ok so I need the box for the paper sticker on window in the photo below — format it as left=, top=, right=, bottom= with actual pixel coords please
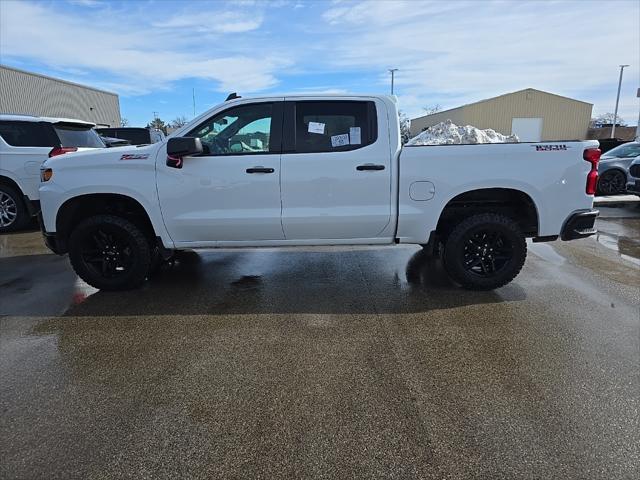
left=308, top=122, right=325, bottom=134
left=331, top=133, right=350, bottom=148
left=349, top=127, right=361, bottom=145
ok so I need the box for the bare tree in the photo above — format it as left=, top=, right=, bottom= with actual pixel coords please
left=120, top=117, right=130, bottom=127
left=170, top=116, right=189, bottom=128
left=423, top=104, right=442, bottom=115
left=591, top=113, right=625, bottom=127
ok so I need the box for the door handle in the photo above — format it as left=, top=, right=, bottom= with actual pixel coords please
left=246, top=167, right=275, bottom=174
left=356, top=164, right=385, bottom=171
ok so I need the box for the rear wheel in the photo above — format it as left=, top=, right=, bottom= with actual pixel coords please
left=0, top=184, right=29, bottom=233
left=443, top=213, right=526, bottom=290
left=68, top=215, right=152, bottom=290
left=597, top=170, right=626, bottom=196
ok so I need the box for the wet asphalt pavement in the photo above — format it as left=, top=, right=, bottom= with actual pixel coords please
left=1, top=206, right=639, bottom=479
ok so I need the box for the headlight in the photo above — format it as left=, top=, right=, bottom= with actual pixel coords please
left=40, top=168, right=53, bottom=182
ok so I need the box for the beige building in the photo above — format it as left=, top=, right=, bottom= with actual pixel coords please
left=0, top=65, right=121, bottom=127
left=410, top=88, right=593, bottom=142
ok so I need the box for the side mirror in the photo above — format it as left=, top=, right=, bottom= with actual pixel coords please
left=167, top=137, right=203, bottom=157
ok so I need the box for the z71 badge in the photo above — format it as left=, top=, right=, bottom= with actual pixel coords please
left=533, top=144, right=568, bottom=151
left=120, top=153, right=149, bottom=160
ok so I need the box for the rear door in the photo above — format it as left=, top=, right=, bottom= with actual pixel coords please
left=280, top=99, right=392, bottom=240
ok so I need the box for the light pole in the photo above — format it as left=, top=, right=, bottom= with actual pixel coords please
left=611, top=64, right=629, bottom=138
left=389, top=68, right=398, bottom=95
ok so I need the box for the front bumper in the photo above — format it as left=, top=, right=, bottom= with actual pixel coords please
left=560, top=209, right=599, bottom=241
left=626, top=179, right=640, bottom=195
left=37, top=212, right=65, bottom=255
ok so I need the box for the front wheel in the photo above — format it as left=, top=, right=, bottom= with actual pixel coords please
left=597, top=170, right=626, bottom=196
left=68, top=215, right=152, bottom=290
left=443, top=213, right=526, bottom=290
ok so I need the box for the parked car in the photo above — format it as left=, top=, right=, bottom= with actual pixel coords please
left=95, top=127, right=165, bottom=145
left=40, top=95, right=600, bottom=291
left=0, top=114, right=105, bottom=232
left=626, top=157, right=640, bottom=197
left=98, top=134, right=131, bottom=148
left=597, top=141, right=640, bottom=195
left=596, top=138, right=629, bottom=154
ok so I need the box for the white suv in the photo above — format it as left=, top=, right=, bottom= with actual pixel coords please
left=0, top=114, right=105, bottom=232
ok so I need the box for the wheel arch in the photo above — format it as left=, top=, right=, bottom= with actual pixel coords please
left=55, top=193, right=157, bottom=254
left=435, top=187, right=539, bottom=239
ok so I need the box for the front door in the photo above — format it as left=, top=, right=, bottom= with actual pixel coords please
left=280, top=99, right=392, bottom=240
left=156, top=101, right=284, bottom=244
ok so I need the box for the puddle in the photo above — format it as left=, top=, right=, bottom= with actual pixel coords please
left=528, top=242, right=566, bottom=266
left=595, top=232, right=640, bottom=267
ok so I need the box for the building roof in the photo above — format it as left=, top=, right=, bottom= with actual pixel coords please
left=412, top=88, right=593, bottom=121
left=0, top=64, right=118, bottom=97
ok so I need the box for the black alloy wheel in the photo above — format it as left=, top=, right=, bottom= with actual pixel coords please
left=68, top=215, right=152, bottom=290
left=597, top=170, right=626, bottom=196
left=443, top=213, right=527, bottom=290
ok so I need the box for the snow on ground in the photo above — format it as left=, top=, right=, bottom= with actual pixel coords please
left=407, top=120, right=519, bottom=145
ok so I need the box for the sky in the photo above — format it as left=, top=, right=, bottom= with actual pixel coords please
left=1, top=0, right=639, bottom=127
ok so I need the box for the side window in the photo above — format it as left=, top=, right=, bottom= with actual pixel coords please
left=187, top=103, right=274, bottom=156
left=293, top=101, right=377, bottom=154
left=0, top=121, right=55, bottom=147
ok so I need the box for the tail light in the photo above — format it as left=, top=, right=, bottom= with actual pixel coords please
left=49, top=146, right=78, bottom=157
left=583, top=148, right=600, bottom=195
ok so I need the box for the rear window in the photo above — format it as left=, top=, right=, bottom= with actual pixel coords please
left=293, top=101, right=377, bottom=154
left=97, top=128, right=151, bottom=145
left=0, top=121, right=55, bottom=147
left=54, top=124, right=104, bottom=148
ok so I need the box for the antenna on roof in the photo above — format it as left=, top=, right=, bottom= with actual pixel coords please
left=225, top=92, right=241, bottom=101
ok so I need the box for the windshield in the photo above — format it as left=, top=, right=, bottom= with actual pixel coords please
left=54, top=124, right=104, bottom=148
left=603, top=142, right=640, bottom=158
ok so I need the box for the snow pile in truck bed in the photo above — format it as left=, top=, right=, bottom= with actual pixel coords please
left=407, top=120, right=519, bottom=145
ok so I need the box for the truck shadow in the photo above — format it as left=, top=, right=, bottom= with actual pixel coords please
left=59, top=247, right=526, bottom=317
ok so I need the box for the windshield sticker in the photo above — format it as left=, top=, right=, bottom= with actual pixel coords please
left=120, top=153, right=149, bottom=160
left=331, top=134, right=350, bottom=148
left=349, top=127, right=361, bottom=145
left=533, top=145, right=568, bottom=151
left=308, top=122, right=325, bottom=134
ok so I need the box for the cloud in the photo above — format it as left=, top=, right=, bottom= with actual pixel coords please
left=0, top=1, right=289, bottom=95
left=318, top=0, right=640, bottom=119
left=153, top=11, right=263, bottom=34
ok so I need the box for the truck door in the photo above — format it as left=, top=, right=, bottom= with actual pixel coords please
left=280, top=99, right=392, bottom=240
left=156, top=100, right=285, bottom=244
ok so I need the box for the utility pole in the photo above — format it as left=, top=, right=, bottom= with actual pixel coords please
left=388, top=68, right=398, bottom=95
left=611, top=64, right=629, bottom=138
left=193, top=88, right=196, bottom=117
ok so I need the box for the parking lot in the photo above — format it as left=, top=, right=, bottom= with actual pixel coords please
left=1, top=204, right=638, bottom=479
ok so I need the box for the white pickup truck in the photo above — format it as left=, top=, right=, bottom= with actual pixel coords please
left=39, top=94, right=601, bottom=291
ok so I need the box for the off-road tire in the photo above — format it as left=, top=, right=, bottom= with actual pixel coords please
left=443, top=213, right=526, bottom=290
left=68, top=215, right=152, bottom=290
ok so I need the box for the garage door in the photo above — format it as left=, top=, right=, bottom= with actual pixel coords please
left=511, top=118, right=543, bottom=142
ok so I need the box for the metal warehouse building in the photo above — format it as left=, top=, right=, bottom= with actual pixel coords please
left=410, top=88, right=593, bottom=142
left=0, top=65, right=121, bottom=127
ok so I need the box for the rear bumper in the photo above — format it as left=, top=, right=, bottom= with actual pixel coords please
left=560, top=209, right=599, bottom=241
